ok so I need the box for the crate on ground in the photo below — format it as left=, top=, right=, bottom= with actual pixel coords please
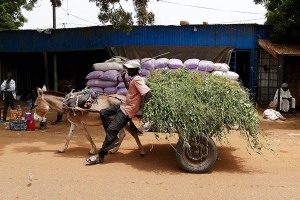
left=9, top=119, right=28, bottom=131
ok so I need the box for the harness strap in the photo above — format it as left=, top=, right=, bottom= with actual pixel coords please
left=101, top=93, right=125, bottom=103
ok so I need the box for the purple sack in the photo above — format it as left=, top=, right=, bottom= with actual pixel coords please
left=141, top=58, right=155, bottom=71
left=85, top=71, right=104, bottom=80
left=104, top=87, right=118, bottom=95
left=198, top=60, right=214, bottom=72
left=154, top=58, right=169, bottom=69
left=100, top=70, right=120, bottom=81
left=117, top=88, right=127, bottom=96
left=86, top=79, right=117, bottom=87
left=184, top=59, right=200, bottom=69
left=168, top=59, right=184, bottom=69
left=89, top=87, right=104, bottom=93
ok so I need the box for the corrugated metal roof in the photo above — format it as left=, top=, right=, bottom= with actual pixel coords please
left=258, top=39, right=300, bottom=58
left=0, top=25, right=268, bottom=52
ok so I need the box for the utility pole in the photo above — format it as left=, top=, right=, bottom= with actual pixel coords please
left=53, top=3, right=56, bottom=29
left=53, top=1, right=58, bottom=91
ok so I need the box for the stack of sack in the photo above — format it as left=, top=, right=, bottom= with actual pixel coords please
left=184, top=59, right=214, bottom=74
left=86, top=57, right=124, bottom=95
left=141, top=58, right=155, bottom=78
left=211, top=63, right=239, bottom=80
left=87, top=57, right=139, bottom=96
left=85, top=57, right=240, bottom=96
left=154, top=58, right=239, bottom=81
left=154, top=58, right=169, bottom=70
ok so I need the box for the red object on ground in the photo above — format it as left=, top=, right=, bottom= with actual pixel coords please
left=27, top=120, right=35, bottom=131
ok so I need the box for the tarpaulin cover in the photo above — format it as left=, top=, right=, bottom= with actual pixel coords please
left=106, top=46, right=234, bottom=64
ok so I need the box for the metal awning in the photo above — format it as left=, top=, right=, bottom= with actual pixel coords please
left=258, top=39, right=300, bottom=58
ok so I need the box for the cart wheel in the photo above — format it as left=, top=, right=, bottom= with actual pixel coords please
left=176, top=136, right=217, bottom=173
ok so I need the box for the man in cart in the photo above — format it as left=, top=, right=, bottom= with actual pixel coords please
left=86, top=61, right=152, bottom=165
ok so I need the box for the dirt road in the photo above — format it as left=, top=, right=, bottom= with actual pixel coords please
left=0, top=104, right=300, bottom=200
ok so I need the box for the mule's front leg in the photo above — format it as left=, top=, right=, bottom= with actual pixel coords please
left=80, top=123, right=97, bottom=155
left=57, top=123, right=75, bottom=153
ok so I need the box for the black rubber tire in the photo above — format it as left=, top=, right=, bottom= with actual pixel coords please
left=176, top=136, right=217, bottom=173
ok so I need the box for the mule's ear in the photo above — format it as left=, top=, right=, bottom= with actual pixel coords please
left=42, top=85, right=47, bottom=92
left=37, top=88, right=43, bottom=96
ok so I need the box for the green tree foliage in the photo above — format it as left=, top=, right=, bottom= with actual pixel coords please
left=27, top=0, right=154, bottom=32
left=0, top=0, right=28, bottom=30
left=0, top=0, right=62, bottom=30
left=143, top=69, right=262, bottom=152
left=254, top=0, right=300, bottom=43
left=26, top=0, right=62, bottom=8
left=90, top=0, right=154, bottom=32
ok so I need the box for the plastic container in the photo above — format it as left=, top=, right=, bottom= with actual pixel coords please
left=27, top=119, right=35, bottom=131
left=25, top=113, right=32, bottom=121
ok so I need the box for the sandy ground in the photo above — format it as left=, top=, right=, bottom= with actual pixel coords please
left=0, top=101, right=300, bottom=200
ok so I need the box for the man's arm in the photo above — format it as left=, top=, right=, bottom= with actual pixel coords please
left=10, top=80, right=16, bottom=92
left=282, top=90, right=293, bottom=101
left=137, top=91, right=152, bottom=117
left=121, top=69, right=129, bottom=90
left=0, top=81, right=6, bottom=91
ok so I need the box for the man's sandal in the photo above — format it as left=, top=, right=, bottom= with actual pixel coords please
left=86, top=155, right=104, bottom=165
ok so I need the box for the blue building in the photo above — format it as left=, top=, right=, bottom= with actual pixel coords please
left=0, top=24, right=268, bottom=101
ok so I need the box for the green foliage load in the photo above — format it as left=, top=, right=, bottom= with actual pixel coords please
left=143, top=69, right=261, bottom=151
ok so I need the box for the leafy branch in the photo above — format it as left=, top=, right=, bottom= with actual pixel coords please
left=143, top=69, right=263, bottom=152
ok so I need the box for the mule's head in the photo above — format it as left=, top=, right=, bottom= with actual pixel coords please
left=34, top=88, right=50, bottom=122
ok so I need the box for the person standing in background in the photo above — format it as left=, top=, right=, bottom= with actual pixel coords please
left=273, top=83, right=296, bottom=113
left=0, top=72, right=16, bottom=123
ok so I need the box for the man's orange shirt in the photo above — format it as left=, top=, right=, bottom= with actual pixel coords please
left=120, top=75, right=150, bottom=118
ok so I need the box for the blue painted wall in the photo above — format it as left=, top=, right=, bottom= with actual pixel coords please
left=0, top=24, right=268, bottom=52
left=0, top=24, right=269, bottom=96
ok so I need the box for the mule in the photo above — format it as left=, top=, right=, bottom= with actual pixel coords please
left=33, top=87, right=145, bottom=155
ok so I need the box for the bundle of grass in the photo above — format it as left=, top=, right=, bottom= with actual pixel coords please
left=143, top=69, right=262, bottom=152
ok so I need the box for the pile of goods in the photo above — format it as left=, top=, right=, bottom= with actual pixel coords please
left=9, top=105, right=35, bottom=131
left=85, top=57, right=239, bottom=96
left=86, top=57, right=127, bottom=95
left=62, top=88, right=98, bottom=111
left=143, top=69, right=262, bottom=152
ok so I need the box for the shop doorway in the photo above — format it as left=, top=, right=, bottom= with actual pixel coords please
left=235, top=50, right=251, bottom=88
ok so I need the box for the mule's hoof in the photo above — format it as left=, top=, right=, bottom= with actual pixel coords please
left=57, top=148, right=66, bottom=153
left=109, top=151, right=115, bottom=154
left=88, top=150, right=97, bottom=155
left=109, top=145, right=121, bottom=154
left=140, top=151, right=145, bottom=157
